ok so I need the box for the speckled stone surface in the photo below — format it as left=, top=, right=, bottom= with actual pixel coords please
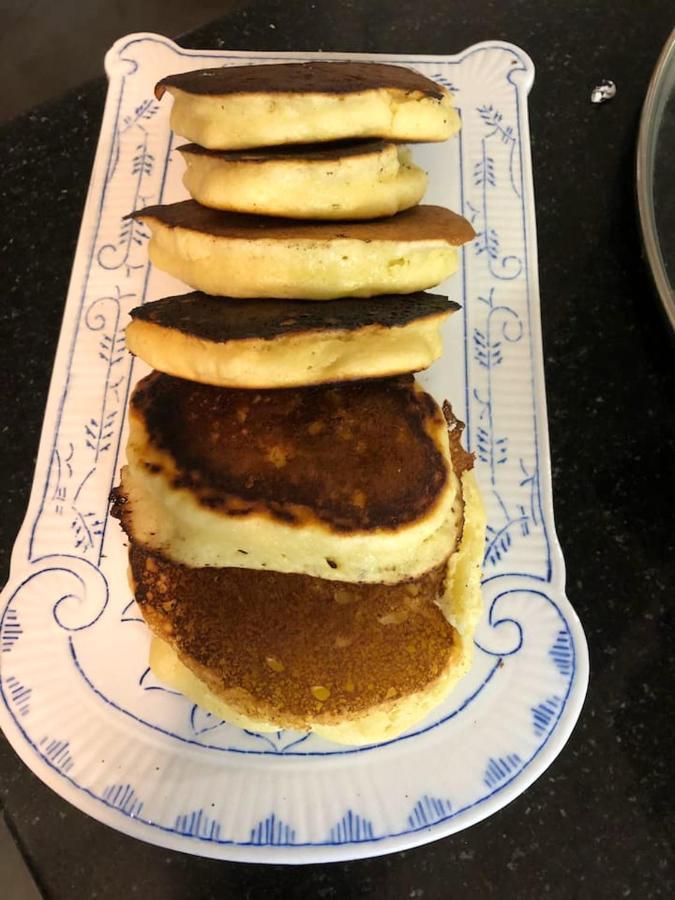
left=1, top=2, right=673, bottom=897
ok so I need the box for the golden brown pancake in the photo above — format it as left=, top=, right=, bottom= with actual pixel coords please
left=125, top=291, right=459, bottom=388
left=123, top=463, right=485, bottom=744
left=177, top=140, right=427, bottom=219
left=155, top=62, right=458, bottom=149
left=131, top=545, right=455, bottom=728
left=129, top=202, right=476, bottom=299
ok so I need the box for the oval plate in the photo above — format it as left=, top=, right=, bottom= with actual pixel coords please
left=0, top=34, right=588, bottom=863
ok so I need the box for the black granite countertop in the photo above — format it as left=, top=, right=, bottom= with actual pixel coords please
left=0, top=2, right=673, bottom=897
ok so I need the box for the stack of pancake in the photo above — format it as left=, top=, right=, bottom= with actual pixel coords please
left=112, top=61, right=486, bottom=746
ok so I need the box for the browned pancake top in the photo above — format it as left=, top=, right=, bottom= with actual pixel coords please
left=155, top=62, right=446, bottom=100
left=130, top=372, right=449, bottom=532
left=130, top=544, right=456, bottom=724
left=129, top=291, right=458, bottom=343
left=131, top=200, right=475, bottom=246
left=178, top=138, right=390, bottom=163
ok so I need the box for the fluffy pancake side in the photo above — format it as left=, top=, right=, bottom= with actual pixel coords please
left=155, top=62, right=458, bottom=149
left=130, top=202, right=475, bottom=299
left=178, top=141, right=427, bottom=219
left=125, top=292, right=459, bottom=387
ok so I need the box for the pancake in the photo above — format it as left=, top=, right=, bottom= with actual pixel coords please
left=155, top=62, right=458, bottom=149
left=130, top=201, right=475, bottom=299
left=130, top=467, right=484, bottom=745
left=125, top=291, right=460, bottom=388
left=113, top=374, right=466, bottom=584
left=178, top=140, right=427, bottom=219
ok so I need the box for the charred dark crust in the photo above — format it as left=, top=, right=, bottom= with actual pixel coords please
left=130, top=372, right=449, bottom=532
left=442, top=400, right=475, bottom=476
left=129, top=291, right=458, bottom=343
left=177, top=139, right=389, bottom=162
left=155, top=62, right=447, bottom=101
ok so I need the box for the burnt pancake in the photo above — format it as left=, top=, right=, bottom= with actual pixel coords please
left=130, top=373, right=447, bottom=531
left=155, top=62, right=448, bottom=99
left=128, top=462, right=485, bottom=745
left=177, top=139, right=427, bottom=219
left=155, top=62, right=458, bottom=149
left=125, top=291, right=460, bottom=388
left=116, top=375, right=465, bottom=583
left=130, top=202, right=476, bottom=299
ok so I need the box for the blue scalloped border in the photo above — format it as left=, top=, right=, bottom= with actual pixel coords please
left=1, top=575, right=576, bottom=847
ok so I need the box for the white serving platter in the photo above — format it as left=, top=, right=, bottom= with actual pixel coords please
left=0, top=34, right=588, bottom=863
